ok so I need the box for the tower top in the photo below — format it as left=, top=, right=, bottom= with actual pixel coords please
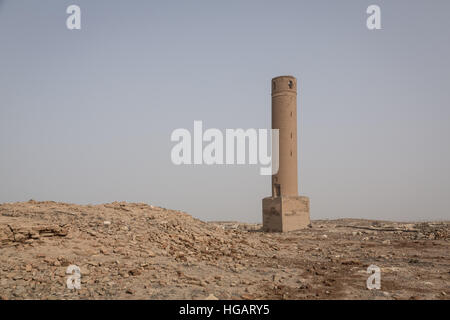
left=271, top=75, right=297, bottom=96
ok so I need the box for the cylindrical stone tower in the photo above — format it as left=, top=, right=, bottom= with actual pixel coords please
left=262, top=75, right=310, bottom=232
left=271, top=75, right=298, bottom=197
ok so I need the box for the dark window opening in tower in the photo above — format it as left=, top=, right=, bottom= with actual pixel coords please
left=288, top=80, right=293, bottom=89
left=274, top=184, right=281, bottom=197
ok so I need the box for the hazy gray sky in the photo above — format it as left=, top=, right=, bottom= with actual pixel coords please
left=1, top=0, right=449, bottom=222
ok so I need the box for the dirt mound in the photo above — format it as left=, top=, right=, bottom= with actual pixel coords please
left=0, top=201, right=449, bottom=300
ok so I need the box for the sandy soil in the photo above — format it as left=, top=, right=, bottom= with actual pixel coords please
left=0, top=200, right=449, bottom=300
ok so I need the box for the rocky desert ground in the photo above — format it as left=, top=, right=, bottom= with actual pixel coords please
left=0, top=200, right=449, bottom=300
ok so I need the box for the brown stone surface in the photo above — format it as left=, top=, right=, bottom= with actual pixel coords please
left=262, top=196, right=310, bottom=232
left=0, top=201, right=449, bottom=300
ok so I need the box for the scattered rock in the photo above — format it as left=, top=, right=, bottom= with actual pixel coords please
left=0, top=202, right=448, bottom=300
left=129, top=269, right=142, bottom=276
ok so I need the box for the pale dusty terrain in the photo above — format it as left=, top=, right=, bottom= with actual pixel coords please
left=0, top=201, right=449, bottom=300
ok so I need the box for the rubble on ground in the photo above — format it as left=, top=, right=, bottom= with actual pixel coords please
left=0, top=201, right=448, bottom=300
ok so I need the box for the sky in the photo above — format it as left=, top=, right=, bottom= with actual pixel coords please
left=1, top=0, right=449, bottom=222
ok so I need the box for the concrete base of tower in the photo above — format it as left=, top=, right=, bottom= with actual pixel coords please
left=262, top=196, right=310, bottom=232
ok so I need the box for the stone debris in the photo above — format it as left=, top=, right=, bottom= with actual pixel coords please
left=0, top=201, right=448, bottom=300
left=0, top=222, right=68, bottom=245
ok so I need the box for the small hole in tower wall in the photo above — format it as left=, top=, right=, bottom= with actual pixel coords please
left=288, top=80, right=293, bottom=89
left=274, top=184, right=281, bottom=197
